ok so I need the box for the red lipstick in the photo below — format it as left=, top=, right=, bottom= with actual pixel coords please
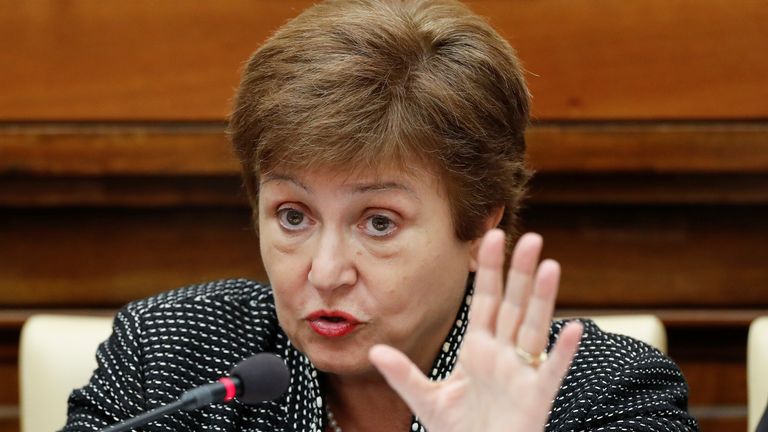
left=306, top=310, right=360, bottom=338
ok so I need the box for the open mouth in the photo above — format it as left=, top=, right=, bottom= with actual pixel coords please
left=306, top=310, right=361, bottom=338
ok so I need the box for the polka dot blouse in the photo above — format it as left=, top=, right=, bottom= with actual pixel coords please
left=62, top=279, right=698, bottom=431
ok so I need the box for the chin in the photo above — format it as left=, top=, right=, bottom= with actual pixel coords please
left=305, top=345, right=377, bottom=377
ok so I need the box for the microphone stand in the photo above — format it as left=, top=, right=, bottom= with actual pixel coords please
left=101, top=379, right=239, bottom=432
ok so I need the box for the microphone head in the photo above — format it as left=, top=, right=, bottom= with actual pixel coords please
left=230, top=353, right=291, bottom=404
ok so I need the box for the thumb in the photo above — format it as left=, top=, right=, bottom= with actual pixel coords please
left=369, top=344, right=437, bottom=418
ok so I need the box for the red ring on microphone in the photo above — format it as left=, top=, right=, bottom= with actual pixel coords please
left=218, top=377, right=237, bottom=402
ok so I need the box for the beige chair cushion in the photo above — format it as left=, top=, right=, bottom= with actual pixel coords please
left=749, top=316, right=768, bottom=432
left=19, top=314, right=114, bottom=432
left=560, top=314, right=668, bottom=354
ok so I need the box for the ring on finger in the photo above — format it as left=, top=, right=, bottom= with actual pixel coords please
left=514, top=346, right=548, bottom=367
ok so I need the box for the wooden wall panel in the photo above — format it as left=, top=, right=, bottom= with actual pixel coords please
left=527, top=123, right=768, bottom=173
left=670, top=326, right=748, bottom=430
left=0, top=124, right=234, bottom=176
left=1, top=1, right=766, bottom=120
left=0, top=176, right=244, bottom=208
left=0, top=420, right=17, bottom=432
left=670, top=325, right=749, bottom=431
left=0, top=1, right=313, bottom=121
left=0, top=331, right=19, bottom=432
left=6, top=172, right=768, bottom=209
left=0, top=208, right=266, bottom=307
left=472, top=0, right=768, bottom=120
left=525, top=205, right=768, bottom=308
left=0, top=336, right=18, bottom=406
left=3, top=122, right=767, bottom=177
left=532, top=174, right=768, bottom=205
left=2, top=205, right=766, bottom=309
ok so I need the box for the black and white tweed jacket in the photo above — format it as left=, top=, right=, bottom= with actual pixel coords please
left=62, top=279, right=698, bottom=431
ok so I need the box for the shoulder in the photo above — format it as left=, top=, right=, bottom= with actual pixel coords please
left=125, top=277, right=273, bottom=314
left=65, top=280, right=285, bottom=429
left=119, top=278, right=276, bottom=331
left=551, top=318, right=674, bottom=370
left=115, top=278, right=282, bottom=375
left=546, top=319, right=698, bottom=431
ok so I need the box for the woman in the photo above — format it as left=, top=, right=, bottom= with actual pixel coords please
left=64, top=0, right=698, bottom=431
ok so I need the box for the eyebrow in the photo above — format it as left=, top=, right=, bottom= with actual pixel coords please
left=261, top=172, right=419, bottom=199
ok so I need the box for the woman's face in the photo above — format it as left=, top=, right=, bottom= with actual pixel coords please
left=258, top=166, right=478, bottom=378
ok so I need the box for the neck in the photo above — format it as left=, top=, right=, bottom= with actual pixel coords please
left=324, top=373, right=412, bottom=432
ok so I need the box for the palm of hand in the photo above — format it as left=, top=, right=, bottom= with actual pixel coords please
left=370, top=230, right=583, bottom=432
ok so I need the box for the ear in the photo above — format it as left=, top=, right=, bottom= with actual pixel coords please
left=468, top=206, right=505, bottom=272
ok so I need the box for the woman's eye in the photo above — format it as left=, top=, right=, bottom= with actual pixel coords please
left=363, top=214, right=397, bottom=237
left=277, top=208, right=310, bottom=231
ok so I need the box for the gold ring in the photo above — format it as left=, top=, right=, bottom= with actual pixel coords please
left=514, top=346, right=548, bottom=367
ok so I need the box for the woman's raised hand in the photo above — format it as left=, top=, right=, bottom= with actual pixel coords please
left=369, top=229, right=583, bottom=432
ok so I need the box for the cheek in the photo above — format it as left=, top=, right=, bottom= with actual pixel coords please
left=259, top=230, right=309, bottom=315
left=268, top=259, right=309, bottom=344
left=368, top=242, right=470, bottom=317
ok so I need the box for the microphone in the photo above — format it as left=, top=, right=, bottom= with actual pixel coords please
left=100, top=353, right=290, bottom=432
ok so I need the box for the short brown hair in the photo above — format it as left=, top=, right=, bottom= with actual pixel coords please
left=230, top=0, right=531, bottom=248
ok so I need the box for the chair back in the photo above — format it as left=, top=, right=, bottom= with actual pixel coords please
left=19, top=314, right=114, bottom=432
left=749, top=316, right=768, bottom=432
left=568, top=314, right=668, bottom=354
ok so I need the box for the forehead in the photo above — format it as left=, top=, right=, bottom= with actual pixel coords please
left=260, top=164, right=445, bottom=199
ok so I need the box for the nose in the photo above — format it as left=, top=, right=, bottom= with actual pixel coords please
left=307, top=229, right=357, bottom=292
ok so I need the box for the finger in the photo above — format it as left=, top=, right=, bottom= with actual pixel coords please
left=466, top=229, right=506, bottom=335
left=369, top=344, right=437, bottom=419
left=515, top=259, right=560, bottom=357
left=539, top=321, right=583, bottom=391
left=496, top=232, right=543, bottom=342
